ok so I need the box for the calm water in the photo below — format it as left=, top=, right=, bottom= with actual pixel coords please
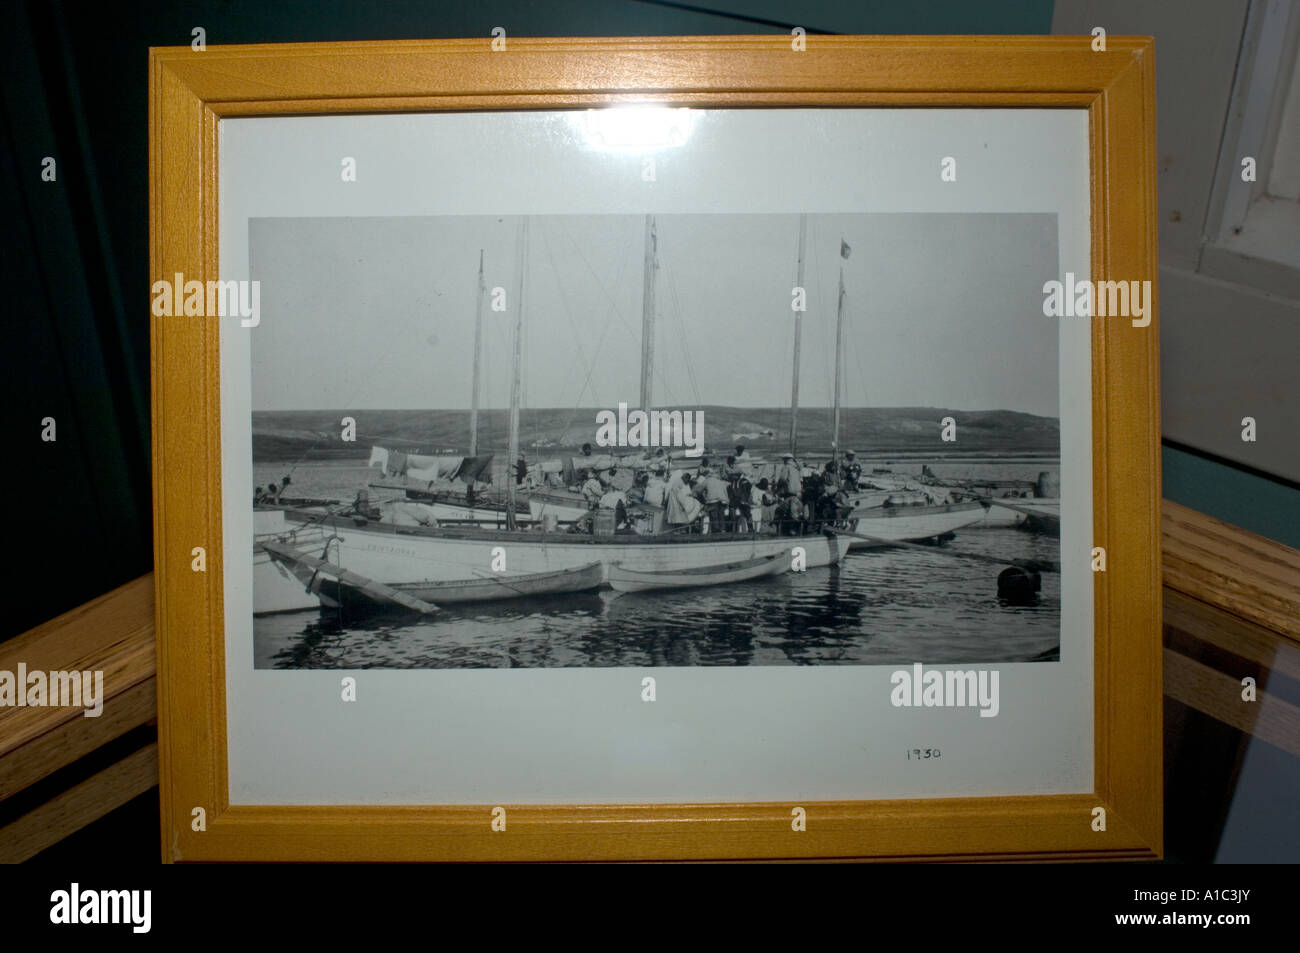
left=252, top=458, right=1062, bottom=669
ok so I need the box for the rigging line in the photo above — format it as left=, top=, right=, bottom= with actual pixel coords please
left=554, top=220, right=633, bottom=442
left=559, top=284, right=620, bottom=441
left=541, top=224, right=601, bottom=409
left=652, top=262, right=674, bottom=407
left=666, top=263, right=701, bottom=407
left=821, top=236, right=835, bottom=420
left=558, top=216, right=637, bottom=337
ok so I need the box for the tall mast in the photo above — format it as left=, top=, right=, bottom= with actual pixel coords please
left=789, top=213, right=807, bottom=456
left=832, top=239, right=848, bottom=466
left=469, top=249, right=485, bottom=458
left=639, top=215, right=657, bottom=410
left=507, top=219, right=528, bottom=530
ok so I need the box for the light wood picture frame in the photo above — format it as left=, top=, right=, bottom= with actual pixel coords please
left=150, top=35, right=1161, bottom=862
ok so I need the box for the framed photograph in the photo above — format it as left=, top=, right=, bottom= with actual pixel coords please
left=150, top=35, right=1162, bottom=861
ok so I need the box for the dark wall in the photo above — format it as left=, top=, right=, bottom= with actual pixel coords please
left=0, top=0, right=1053, bottom=641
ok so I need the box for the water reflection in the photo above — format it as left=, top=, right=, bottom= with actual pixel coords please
left=255, top=528, right=1062, bottom=669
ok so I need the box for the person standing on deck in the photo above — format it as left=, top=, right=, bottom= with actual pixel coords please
left=643, top=467, right=669, bottom=508
left=841, top=450, right=862, bottom=490
left=515, top=454, right=528, bottom=486
left=667, top=472, right=703, bottom=529
left=821, top=462, right=839, bottom=498
left=750, top=477, right=772, bottom=533
left=776, top=453, right=802, bottom=500
left=776, top=490, right=806, bottom=536
left=626, top=472, right=648, bottom=504
left=732, top=445, right=753, bottom=480
left=819, top=462, right=842, bottom=526
left=698, top=467, right=731, bottom=532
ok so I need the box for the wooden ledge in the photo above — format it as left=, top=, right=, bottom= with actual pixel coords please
left=0, top=499, right=1295, bottom=858
left=1161, top=499, right=1300, bottom=645
left=0, top=574, right=157, bottom=860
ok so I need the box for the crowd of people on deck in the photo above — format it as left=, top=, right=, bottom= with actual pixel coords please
left=561, top=444, right=867, bottom=536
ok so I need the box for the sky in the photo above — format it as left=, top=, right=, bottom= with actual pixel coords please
left=249, top=212, right=1059, bottom=416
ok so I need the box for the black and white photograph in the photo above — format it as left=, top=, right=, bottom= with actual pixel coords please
left=216, top=106, right=1095, bottom=805
left=248, top=211, right=1064, bottom=670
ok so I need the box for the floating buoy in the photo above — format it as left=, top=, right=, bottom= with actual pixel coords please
left=997, top=565, right=1041, bottom=605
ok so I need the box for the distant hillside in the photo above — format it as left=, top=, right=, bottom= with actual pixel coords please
left=253, top=406, right=1059, bottom=461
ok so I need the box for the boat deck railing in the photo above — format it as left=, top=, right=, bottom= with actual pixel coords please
left=277, top=505, right=853, bottom=545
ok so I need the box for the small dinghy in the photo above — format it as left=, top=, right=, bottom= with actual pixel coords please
left=263, top=540, right=604, bottom=611
left=391, top=561, right=606, bottom=604
left=607, top=554, right=786, bottom=593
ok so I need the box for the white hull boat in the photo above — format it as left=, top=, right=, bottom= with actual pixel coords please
left=273, top=507, right=853, bottom=587
left=253, top=509, right=329, bottom=613
left=849, top=501, right=986, bottom=545
left=985, top=498, right=1060, bottom=534
left=608, top=554, right=787, bottom=592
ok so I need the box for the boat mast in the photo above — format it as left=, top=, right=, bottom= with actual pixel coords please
left=507, top=219, right=528, bottom=530
left=789, top=213, right=807, bottom=456
left=639, top=215, right=657, bottom=410
left=469, top=249, right=485, bottom=458
left=832, top=238, right=848, bottom=467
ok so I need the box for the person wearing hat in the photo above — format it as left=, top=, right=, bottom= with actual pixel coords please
left=840, top=450, right=862, bottom=489
left=693, top=467, right=730, bottom=532
left=776, top=452, right=802, bottom=500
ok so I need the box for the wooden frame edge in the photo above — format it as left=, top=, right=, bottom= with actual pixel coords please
left=150, top=35, right=1163, bottom=863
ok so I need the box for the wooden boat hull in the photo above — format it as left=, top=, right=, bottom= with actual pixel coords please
left=608, top=555, right=786, bottom=592
left=253, top=510, right=329, bottom=613
left=275, top=509, right=852, bottom=585
left=849, top=501, right=986, bottom=545
left=391, top=562, right=605, bottom=603
left=981, top=498, right=1060, bottom=532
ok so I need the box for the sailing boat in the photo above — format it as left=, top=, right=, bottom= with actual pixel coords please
left=364, top=248, right=518, bottom=525
left=794, top=224, right=984, bottom=545
left=264, top=216, right=851, bottom=608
